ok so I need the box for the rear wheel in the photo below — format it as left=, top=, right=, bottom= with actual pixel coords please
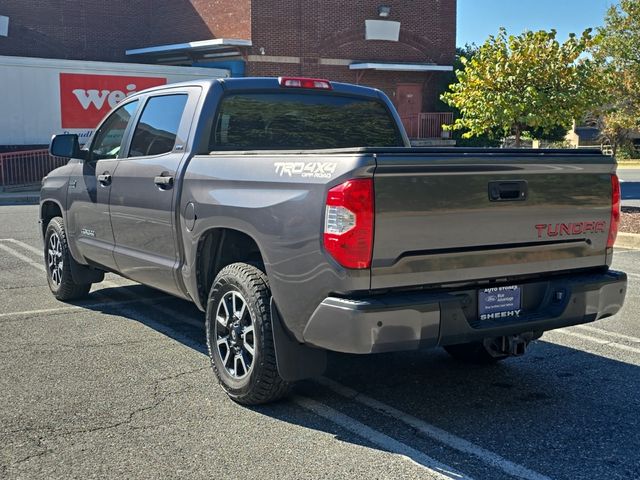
left=205, top=263, right=290, bottom=405
left=44, top=217, right=91, bottom=301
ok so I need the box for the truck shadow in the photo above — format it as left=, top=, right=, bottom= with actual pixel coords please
left=85, top=283, right=640, bottom=479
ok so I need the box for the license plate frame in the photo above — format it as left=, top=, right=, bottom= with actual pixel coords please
left=478, top=285, right=522, bottom=320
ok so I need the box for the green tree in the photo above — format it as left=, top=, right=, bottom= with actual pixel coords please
left=436, top=44, right=502, bottom=147
left=592, top=0, right=640, bottom=155
left=441, top=28, right=602, bottom=146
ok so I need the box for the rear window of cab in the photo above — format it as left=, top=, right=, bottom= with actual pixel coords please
left=210, top=92, right=403, bottom=150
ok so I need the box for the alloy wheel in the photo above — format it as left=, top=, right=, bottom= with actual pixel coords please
left=47, top=232, right=63, bottom=287
left=214, top=291, right=256, bottom=379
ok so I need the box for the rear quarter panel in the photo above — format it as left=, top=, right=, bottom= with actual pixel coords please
left=180, top=152, right=374, bottom=341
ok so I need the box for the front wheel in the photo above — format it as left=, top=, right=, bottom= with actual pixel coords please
left=205, top=263, right=290, bottom=405
left=44, top=217, right=91, bottom=301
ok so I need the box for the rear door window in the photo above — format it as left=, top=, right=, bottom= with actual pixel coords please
left=128, top=94, right=188, bottom=157
left=210, top=93, right=402, bottom=150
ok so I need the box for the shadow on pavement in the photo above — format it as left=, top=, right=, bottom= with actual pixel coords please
left=79, top=283, right=640, bottom=480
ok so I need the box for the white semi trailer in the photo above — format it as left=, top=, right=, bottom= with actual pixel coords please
left=0, top=55, right=229, bottom=147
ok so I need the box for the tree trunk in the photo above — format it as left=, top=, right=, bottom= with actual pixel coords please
left=514, top=125, right=522, bottom=147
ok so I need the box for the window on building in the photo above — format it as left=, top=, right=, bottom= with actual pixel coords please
left=128, top=94, right=188, bottom=157
left=90, top=100, right=139, bottom=161
left=210, top=93, right=403, bottom=150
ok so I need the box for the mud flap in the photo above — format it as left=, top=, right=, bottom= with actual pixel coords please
left=69, top=254, right=105, bottom=284
left=270, top=298, right=327, bottom=382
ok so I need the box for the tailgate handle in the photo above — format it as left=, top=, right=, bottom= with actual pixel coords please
left=488, top=181, right=527, bottom=202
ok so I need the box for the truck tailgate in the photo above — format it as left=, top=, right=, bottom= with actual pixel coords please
left=371, top=151, right=616, bottom=289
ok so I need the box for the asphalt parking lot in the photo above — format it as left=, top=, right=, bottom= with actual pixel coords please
left=1, top=204, right=639, bottom=480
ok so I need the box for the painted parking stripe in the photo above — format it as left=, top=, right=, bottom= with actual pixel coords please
left=315, top=377, right=552, bottom=480
left=0, top=238, right=198, bottom=325
left=0, top=242, right=46, bottom=272
left=293, top=395, right=472, bottom=480
left=573, top=324, right=640, bottom=344
left=0, top=237, right=130, bottom=290
left=0, top=238, right=43, bottom=256
left=551, top=329, right=640, bottom=355
left=0, top=296, right=172, bottom=319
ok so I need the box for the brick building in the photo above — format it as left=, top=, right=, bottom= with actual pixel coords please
left=0, top=0, right=456, bottom=138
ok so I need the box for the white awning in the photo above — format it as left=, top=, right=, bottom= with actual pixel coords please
left=126, top=39, right=252, bottom=59
left=349, top=62, right=453, bottom=72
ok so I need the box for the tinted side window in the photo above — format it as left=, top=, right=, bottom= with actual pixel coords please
left=210, top=93, right=403, bottom=150
left=128, top=94, right=188, bottom=157
left=90, top=100, right=138, bottom=161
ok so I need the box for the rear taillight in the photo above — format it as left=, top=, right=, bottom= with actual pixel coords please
left=607, top=174, right=621, bottom=248
left=323, top=179, right=374, bottom=269
left=279, top=77, right=332, bottom=90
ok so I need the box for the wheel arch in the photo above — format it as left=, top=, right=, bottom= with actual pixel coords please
left=195, top=227, right=266, bottom=310
left=40, top=200, right=64, bottom=238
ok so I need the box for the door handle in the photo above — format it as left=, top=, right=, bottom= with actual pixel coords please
left=154, top=175, right=174, bottom=188
left=97, top=173, right=112, bottom=186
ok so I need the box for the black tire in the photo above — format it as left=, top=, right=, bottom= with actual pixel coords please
left=443, top=340, right=509, bottom=364
left=205, top=263, right=290, bottom=405
left=44, top=217, right=91, bottom=301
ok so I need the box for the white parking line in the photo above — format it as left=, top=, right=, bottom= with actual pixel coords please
left=0, top=237, right=125, bottom=290
left=293, top=395, right=472, bottom=480
left=0, top=238, right=43, bottom=256
left=0, top=237, right=200, bottom=327
left=573, top=324, right=640, bottom=344
left=0, top=296, right=172, bottom=319
left=551, top=329, right=640, bottom=355
left=0, top=242, right=45, bottom=272
left=315, top=377, right=551, bottom=480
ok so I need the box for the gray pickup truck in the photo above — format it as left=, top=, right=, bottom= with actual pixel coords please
left=41, top=77, right=627, bottom=404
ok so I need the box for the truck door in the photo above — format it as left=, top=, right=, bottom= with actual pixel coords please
left=108, top=88, right=198, bottom=294
left=66, top=99, right=140, bottom=270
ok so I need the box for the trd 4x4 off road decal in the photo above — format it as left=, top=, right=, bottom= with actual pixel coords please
left=274, top=162, right=338, bottom=179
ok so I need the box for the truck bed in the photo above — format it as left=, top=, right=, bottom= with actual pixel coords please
left=202, top=147, right=615, bottom=292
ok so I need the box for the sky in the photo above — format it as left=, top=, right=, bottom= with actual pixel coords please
left=457, top=0, right=619, bottom=46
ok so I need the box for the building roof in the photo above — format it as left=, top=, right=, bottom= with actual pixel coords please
left=126, top=39, right=252, bottom=63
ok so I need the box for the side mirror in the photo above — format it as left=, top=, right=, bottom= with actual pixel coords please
left=49, top=134, right=83, bottom=159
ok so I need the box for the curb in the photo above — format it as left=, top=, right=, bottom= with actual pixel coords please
left=616, top=232, right=640, bottom=250
left=0, top=194, right=40, bottom=206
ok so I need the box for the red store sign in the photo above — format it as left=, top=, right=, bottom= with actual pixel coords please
left=59, top=73, right=166, bottom=128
